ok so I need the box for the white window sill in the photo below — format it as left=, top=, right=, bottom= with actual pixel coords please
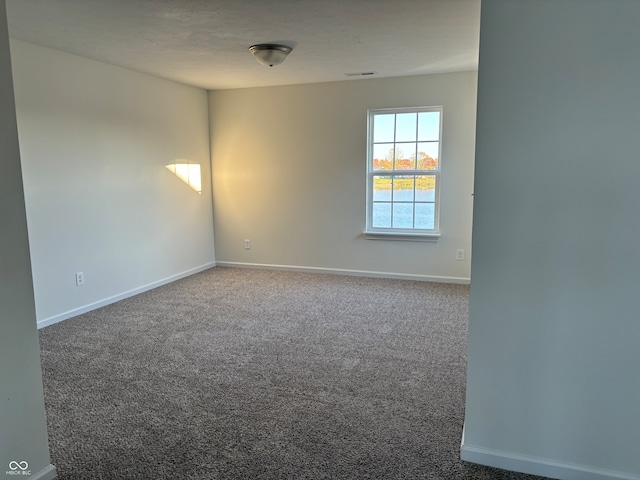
left=364, top=231, right=441, bottom=242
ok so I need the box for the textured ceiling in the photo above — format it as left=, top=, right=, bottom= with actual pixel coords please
left=5, top=0, right=480, bottom=90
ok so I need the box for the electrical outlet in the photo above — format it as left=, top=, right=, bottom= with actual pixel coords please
left=75, top=272, right=85, bottom=286
left=244, top=239, right=251, bottom=250
left=456, top=249, right=465, bottom=261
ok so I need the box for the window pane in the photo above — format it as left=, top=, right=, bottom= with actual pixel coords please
left=392, top=203, right=414, bottom=228
left=396, top=113, right=417, bottom=142
left=373, top=114, right=395, bottom=143
left=372, top=176, right=392, bottom=201
left=415, top=203, right=435, bottom=229
left=416, top=175, right=436, bottom=202
left=372, top=202, right=391, bottom=228
left=373, top=144, right=394, bottom=170
left=416, top=142, right=439, bottom=170
left=418, top=111, right=440, bottom=141
left=393, top=176, right=414, bottom=202
left=367, top=108, right=441, bottom=234
left=394, top=143, right=416, bottom=170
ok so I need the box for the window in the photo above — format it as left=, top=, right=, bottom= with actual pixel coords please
left=366, top=107, right=442, bottom=238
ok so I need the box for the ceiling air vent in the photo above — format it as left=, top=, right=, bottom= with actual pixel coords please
left=344, top=72, right=377, bottom=77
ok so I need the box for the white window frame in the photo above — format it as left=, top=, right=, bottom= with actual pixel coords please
left=365, top=106, right=443, bottom=240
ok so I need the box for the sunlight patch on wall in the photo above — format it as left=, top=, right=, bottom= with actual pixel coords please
left=165, top=160, right=202, bottom=194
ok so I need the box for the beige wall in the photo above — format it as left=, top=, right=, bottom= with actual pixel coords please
left=463, top=1, right=640, bottom=479
left=10, top=40, right=215, bottom=325
left=0, top=5, right=55, bottom=478
left=209, top=72, right=477, bottom=281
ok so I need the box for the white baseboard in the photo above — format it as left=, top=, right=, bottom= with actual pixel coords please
left=29, top=464, right=57, bottom=480
left=460, top=442, right=640, bottom=480
left=37, top=262, right=216, bottom=329
left=216, top=261, right=470, bottom=284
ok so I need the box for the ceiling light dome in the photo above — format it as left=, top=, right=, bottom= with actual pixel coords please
left=249, top=44, right=293, bottom=67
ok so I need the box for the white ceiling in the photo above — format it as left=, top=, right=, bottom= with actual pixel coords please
left=5, top=0, right=480, bottom=91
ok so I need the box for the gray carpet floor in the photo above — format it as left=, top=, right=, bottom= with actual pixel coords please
left=38, top=267, right=550, bottom=479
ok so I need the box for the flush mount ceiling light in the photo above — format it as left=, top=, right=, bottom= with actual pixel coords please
left=249, top=44, right=293, bottom=67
